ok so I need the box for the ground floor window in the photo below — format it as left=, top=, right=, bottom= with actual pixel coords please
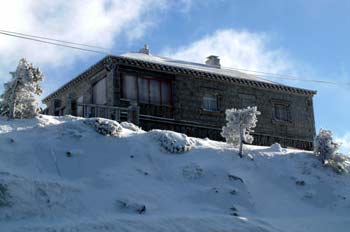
left=202, top=95, right=218, bottom=112
left=273, top=103, right=290, bottom=122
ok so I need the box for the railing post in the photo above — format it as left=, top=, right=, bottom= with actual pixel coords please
left=127, top=101, right=140, bottom=125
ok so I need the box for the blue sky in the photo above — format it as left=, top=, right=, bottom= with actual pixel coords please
left=0, top=0, right=349, bottom=152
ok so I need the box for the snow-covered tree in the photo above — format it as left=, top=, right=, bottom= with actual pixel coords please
left=0, top=58, right=44, bottom=119
left=221, top=106, right=261, bottom=158
left=314, top=129, right=340, bottom=164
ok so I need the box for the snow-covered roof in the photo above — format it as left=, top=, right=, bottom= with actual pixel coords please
left=120, top=52, right=277, bottom=84
left=43, top=52, right=316, bottom=103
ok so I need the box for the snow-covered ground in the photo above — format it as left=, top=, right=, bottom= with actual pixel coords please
left=0, top=115, right=349, bottom=232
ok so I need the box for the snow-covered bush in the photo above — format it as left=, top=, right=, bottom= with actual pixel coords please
left=120, top=121, right=142, bottom=132
left=314, top=129, right=349, bottom=174
left=325, top=159, right=348, bottom=174
left=0, top=58, right=44, bottom=119
left=221, top=106, right=260, bottom=157
left=150, top=130, right=195, bottom=153
left=84, top=118, right=122, bottom=136
left=270, top=143, right=283, bottom=152
left=314, top=129, right=340, bottom=164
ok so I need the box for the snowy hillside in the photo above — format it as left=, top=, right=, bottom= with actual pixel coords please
left=0, top=115, right=349, bottom=232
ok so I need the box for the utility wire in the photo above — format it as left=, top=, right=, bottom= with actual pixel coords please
left=0, top=29, right=110, bottom=51
left=221, top=65, right=350, bottom=86
left=1, top=29, right=349, bottom=86
left=0, top=31, right=109, bottom=54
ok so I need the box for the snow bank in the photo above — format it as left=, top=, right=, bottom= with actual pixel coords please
left=0, top=115, right=350, bottom=232
left=120, top=121, right=142, bottom=132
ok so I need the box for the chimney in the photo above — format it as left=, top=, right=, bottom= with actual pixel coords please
left=205, top=55, right=221, bottom=68
left=139, top=44, right=150, bottom=55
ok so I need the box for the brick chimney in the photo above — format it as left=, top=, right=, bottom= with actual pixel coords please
left=205, top=55, right=221, bottom=68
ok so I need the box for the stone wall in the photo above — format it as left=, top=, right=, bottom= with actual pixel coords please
left=172, top=74, right=316, bottom=144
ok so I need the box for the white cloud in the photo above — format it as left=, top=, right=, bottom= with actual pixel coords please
left=0, top=0, right=167, bottom=81
left=336, top=133, right=350, bottom=155
left=162, top=29, right=294, bottom=75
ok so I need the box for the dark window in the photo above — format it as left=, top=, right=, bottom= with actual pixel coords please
left=137, top=77, right=148, bottom=103
left=202, top=95, right=218, bottom=112
left=122, top=73, right=172, bottom=106
left=122, top=74, right=137, bottom=101
left=274, top=103, right=290, bottom=121
left=239, top=94, right=256, bottom=108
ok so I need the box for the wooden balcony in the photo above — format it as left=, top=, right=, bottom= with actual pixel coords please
left=78, top=104, right=128, bottom=121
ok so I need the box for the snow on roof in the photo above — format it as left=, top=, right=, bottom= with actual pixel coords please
left=42, top=52, right=316, bottom=103
left=120, top=52, right=278, bottom=84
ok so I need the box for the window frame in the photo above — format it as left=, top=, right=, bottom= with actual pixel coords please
left=272, top=99, right=292, bottom=123
left=121, top=72, right=173, bottom=106
left=92, top=76, right=107, bottom=105
left=202, top=94, right=219, bottom=112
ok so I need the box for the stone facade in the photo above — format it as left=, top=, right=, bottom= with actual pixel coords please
left=43, top=55, right=316, bottom=150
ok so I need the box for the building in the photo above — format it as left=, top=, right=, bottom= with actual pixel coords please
left=42, top=46, right=316, bottom=150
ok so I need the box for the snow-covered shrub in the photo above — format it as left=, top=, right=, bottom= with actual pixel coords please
left=120, top=121, right=142, bottom=132
left=221, top=106, right=260, bottom=157
left=150, top=130, right=195, bottom=153
left=84, top=118, right=122, bottom=136
left=314, top=129, right=350, bottom=174
left=314, top=129, right=340, bottom=164
left=270, top=143, right=283, bottom=152
left=325, top=160, right=348, bottom=174
left=0, top=58, right=44, bottom=119
left=324, top=153, right=349, bottom=174
left=182, top=163, right=204, bottom=179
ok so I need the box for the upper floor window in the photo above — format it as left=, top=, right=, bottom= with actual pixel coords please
left=273, top=103, right=290, bottom=122
left=202, top=95, right=218, bottom=112
left=239, top=93, right=256, bottom=108
left=121, top=73, right=172, bottom=106
left=92, top=77, right=107, bottom=105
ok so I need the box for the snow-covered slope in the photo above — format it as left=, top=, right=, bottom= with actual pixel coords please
left=0, top=115, right=349, bottom=232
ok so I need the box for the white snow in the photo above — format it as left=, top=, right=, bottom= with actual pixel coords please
left=0, top=115, right=350, bottom=232
left=120, top=52, right=278, bottom=84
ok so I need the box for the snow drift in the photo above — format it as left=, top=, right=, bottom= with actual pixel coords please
left=0, top=115, right=349, bottom=232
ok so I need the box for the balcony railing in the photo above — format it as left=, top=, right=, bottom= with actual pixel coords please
left=78, top=104, right=128, bottom=121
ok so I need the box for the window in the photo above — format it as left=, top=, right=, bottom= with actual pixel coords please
left=161, top=81, right=171, bottom=105
left=122, top=74, right=137, bottom=101
left=202, top=95, right=218, bottom=112
left=77, top=96, right=84, bottom=117
left=122, top=73, right=172, bottom=106
left=274, top=103, right=290, bottom=121
left=92, top=77, right=107, bottom=105
left=137, top=77, right=148, bottom=103
left=239, top=94, right=256, bottom=108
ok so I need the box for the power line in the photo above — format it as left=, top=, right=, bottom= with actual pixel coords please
left=221, top=65, right=350, bottom=86
left=0, top=29, right=349, bottom=87
left=0, top=29, right=110, bottom=51
left=0, top=31, right=109, bottom=54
